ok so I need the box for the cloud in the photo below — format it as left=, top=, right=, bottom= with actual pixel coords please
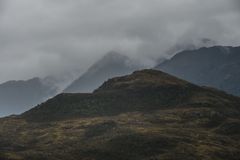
left=0, top=0, right=239, bottom=83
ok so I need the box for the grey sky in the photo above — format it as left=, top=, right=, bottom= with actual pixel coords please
left=0, top=0, right=239, bottom=83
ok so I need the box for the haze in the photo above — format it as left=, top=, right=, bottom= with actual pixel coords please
left=0, top=0, right=240, bottom=83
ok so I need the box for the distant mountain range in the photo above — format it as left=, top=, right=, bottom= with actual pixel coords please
left=0, top=51, right=143, bottom=116
left=1, top=46, right=240, bottom=117
left=64, top=51, right=143, bottom=93
left=0, top=77, right=58, bottom=117
left=1, top=69, right=240, bottom=159
left=156, top=46, right=240, bottom=96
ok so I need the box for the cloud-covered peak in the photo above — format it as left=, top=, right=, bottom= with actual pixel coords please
left=0, top=0, right=239, bottom=83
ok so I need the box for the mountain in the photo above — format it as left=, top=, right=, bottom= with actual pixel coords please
left=165, top=38, right=216, bottom=56
left=1, top=69, right=240, bottom=160
left=0, top=77, right=57, bottom=117
left=156, top=46, right=240, bottom=96
left=64, top=51, right=143, bottom=93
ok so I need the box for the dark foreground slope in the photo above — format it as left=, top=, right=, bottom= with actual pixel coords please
left=156, top=46, right=240, bottom=96
left=0, top=70, right=240, bottom=160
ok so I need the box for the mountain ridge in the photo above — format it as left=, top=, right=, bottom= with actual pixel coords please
left=64, top=51, right=143, bottom=93
left=0, top=77, right=58, bottom=117
left=0, top=69, right=240, bottom=160
left=22, top=69, right=240, bottom=122
left=156, top=46, right=240, bottom=96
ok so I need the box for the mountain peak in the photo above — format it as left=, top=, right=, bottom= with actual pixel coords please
left=22, top=69, right=240, bottom=122
left=156, top=45, right=240, bottom=96
left=92, top=51, right=131, bottom=69
left=104, top=51, right=127, bottom=58
left=64, top=51, right=142, bottom=93
left=0, top=77, right=58, bottom=117
left=95, top=69, right=191, bottom=92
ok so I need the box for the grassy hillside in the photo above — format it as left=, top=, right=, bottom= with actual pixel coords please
left=1, top=108, right=240, bottom=160
left=0, top=69, right=240, bottom=160
left=22, top=70, right=240, bottom=122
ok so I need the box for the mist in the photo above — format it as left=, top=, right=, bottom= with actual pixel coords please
left=0, top=0, right=240, bottom=83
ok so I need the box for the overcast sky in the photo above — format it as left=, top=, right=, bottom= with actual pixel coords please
left=0, top=0, right=239, bottom=83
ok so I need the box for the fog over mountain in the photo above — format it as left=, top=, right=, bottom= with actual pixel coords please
left=0, top=0, right=240, bottom=84
left=64, top=51, right=144, bottom=93
left=1, top=1, right=240, bottom=159
left=0, top=77, right=58, bottom=117
left=156, top=46, right=240, bottom=96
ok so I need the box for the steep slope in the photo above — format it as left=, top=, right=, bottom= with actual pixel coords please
left=64, top=51, right=142, bottom=93
left=0, top=78, right=57, bottom=117
left=156, top=46, right=240, bottom=96
left=0, top=69, right=240, bottom=160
